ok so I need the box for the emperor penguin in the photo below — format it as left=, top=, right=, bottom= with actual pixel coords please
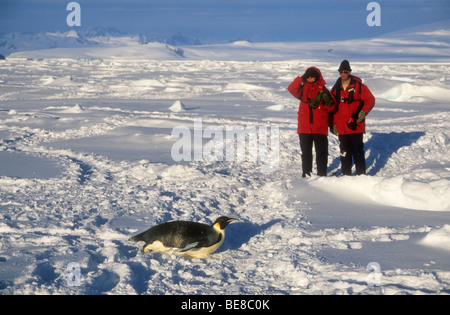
left=129, top=216, right=237, bottom=258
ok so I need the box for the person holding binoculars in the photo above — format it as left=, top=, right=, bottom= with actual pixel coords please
left=288, top=67, right=336, bottom=178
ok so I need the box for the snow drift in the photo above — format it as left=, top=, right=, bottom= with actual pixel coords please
left=310, top=176, right=450, bottom=212
left=419, top=225, right=450, bottom=252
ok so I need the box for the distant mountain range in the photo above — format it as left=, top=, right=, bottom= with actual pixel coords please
left=2, top=21, right=449, bottom=61
left=0, top=27, right=202, bottom=56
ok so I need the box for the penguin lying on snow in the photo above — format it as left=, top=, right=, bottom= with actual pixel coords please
left=129, top=216, right=237, bottom=258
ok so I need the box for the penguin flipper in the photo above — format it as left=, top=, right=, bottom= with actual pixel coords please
left=178, top=242, right=200, bottom=252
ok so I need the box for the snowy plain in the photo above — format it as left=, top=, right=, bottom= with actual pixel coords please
left=1, top=24, right=450, bottom=295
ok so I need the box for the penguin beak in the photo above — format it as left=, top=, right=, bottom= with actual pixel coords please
left=214, top=217, right=238, bottom=230
left=224, top=218, right=238, bottom=228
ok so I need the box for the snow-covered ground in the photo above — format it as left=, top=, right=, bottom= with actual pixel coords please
left=1, top=27, right=450, bottom=295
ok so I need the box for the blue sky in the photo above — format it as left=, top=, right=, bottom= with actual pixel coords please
left=1, top=0, right=449, bottom=42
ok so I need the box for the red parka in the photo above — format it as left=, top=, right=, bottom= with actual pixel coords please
left=287, top=67, right=335, bottom=135
left=330, top=76, right=375, bottom=135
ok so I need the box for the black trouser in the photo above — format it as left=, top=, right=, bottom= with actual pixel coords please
left=338, top=133, right=366, bottom=175
left=299, top=134, right=328, bottom=177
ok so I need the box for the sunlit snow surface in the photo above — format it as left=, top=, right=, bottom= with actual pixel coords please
left=1, top=43, right=450, bottom=295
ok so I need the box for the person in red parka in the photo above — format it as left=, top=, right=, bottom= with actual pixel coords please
left=288, top=67, right=335, bottom=177
left=330, top=60, right=375, bottom=176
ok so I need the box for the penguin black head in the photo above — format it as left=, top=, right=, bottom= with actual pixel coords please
left=212, top=216, right=237, bottom=230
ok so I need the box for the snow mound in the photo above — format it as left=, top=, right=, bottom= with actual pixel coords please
left=160, top=165, right=203, bottom=179
left=371, top=79, right=450, bottom=102
left=310, top=176, right=450, bottom=212
left=130, top=79, right=165, bottom=88
left=266, top=104, right=285, bottom=111
left=224, top=83, right=269, bottom=92
left=371, top=177, right=450, bottom=211
left=419, top=225, right=450, bottom=251
left=61, top=104, right=85, bottom=113
left=40, top=75, right=75, bottom=86
left=169, top=100, right=186, bottom=112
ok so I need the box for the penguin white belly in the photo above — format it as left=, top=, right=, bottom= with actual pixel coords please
left=143, top=232, right=225, bottom=258
left=143, top=241, right=168, bottom=254
left=182, top=236, right=225, bottom=258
